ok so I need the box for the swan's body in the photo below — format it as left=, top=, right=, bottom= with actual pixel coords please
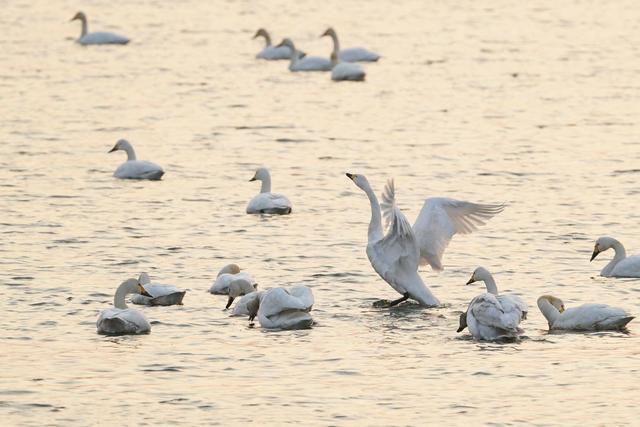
left=466, top=267, right=528, bottom=321
left=253, top=29, right=293, bottom=60
left=97, top=278, right=151, bottom=335
left=321, top=28, right=379, bottom=62
left=346, top=174, right=439, bottom=307
left=70, top=12, right=129, bottom=45
left=460, top=294, right=524, bottom=340
left=131, top=273, right=185, bottom=306
left=231, top=291, right=261, bottom=316
left=591, top=236, right=640, bottom=278
left=246, top=286, right=314, bottom=330
left=209, top=264, right=256, bottom=295
left=246, top=167, right=292, bottom=214
left=109, top=139, right=164, bottom=180
left=277, top=39, right=332, bottom=72
left=537, top=295, right=634, bottom=331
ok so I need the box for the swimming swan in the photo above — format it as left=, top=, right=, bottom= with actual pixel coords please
left=346, top=173, right=439, bottom=307
left=246, top=286, right=314, bottom=330
left=70, top=12, right=130, bottom=45
left=321, top=27, right=379, bottom=62
left=131, top=273, right=186, bottom=306
left=96, top=278, right=151, bottom=335
left=224, top=279, right=258, bottom=309
left=590, top=236, right=640, bottom=278
left=276, top=38, right=332, bottom=72
left=458, top=293, right=524, bottom=341
left=108, top=139, right=164, bottom=180
left=537, top=295, right=634, bottom=331
left=246, top=167, right=292, bottom=214
left=466, top=267, right=528, bottom=320
left=328, top=52, right=365, bottom=81
left=209, top=264, right=256, bottom=295
left=253, top=29, right=294, bottom=60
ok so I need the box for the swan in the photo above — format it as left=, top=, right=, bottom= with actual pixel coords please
left=246, top=167, right=292, bottom=214
left=466, top=267, right=528, bottom=321
left=321, top=27, right=379, bottom=62
left=224, top=279, right=258, bottom=309
left=537, top=295, right=634, bottom=331
left=108, top=139, right=164, bottom=180
left=209, top=264, right=256, bottom=294
left=276, top=38, right=332, bottom=72
left=246, top=286, right=314, bottom=330
left=253, top=29, right=294, bottom=60
left=590, top=236, right=640, bottom=278
left=329, top=52, right=365, bottom=82
left=346, top=173, right=439, bottom=307
left=96, top=278, right=151, bottom=335
left=231, top=290, right=261, bottom=316
left=130, top=273, right=185, bottom=306
left=457, top=293, right=524, bottom=341
left=70, top=12, right=130, bottom=45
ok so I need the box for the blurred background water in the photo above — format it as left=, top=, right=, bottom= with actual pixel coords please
left=1, top=0, right=639, bottom=425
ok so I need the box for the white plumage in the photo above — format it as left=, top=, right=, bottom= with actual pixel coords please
left=321, top=27, right=379, bottom=62
left=96, top=278, right=150, bottom=335
left=277, top=39, right=332, bottom=72
left=253, top=29, right=293, bottom=60
left=246, top=167, right=292, bottom=215
left=591, top=236, right=640, bottom=278
left=462, top=293, right=524, bottom=340
left=246, top=286, right=314, bottom=330
left=108, top=139, right=164, bottom=180
left=209, top=264, right=256, bottom=295
left=70, top=12, right=129, bottom=45
left=131, top=273, right=185, bottom=306
left=537, top=296, right=634, bottom=331
left=331, top=60, right=365, bottom=82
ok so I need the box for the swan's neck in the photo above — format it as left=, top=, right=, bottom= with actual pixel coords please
left=363, top=184, right=383, bottom=242
left=259, top=175, right=271, bottom=193
left=329, top=32, right=340, bottom=55
left=261, top=32, right=272, bottom=46
left=537, top=298, right=560, bottom=327
left=482, top=275, right=498, bottom=295
left=79, top=16, right=88, bottom=38
left=114, top=284, right=131, bottom=309
left=602, top=240, right=626, bottom=275
left=122, top=143, right=137, bottom=161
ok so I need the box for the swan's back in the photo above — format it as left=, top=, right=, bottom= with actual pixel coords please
left=246, top=192, right=292, bottom=214
left=339, top=47, right=380, bottom=62
left=610, top=255, right=640, bottom=277
left=257, top=45, right=292, bottom=60
left=80, top=32, right=129, bottom=45
left=131, top=283, right=185, bottom=306
left=290, top=56, right=332, bottom=71
left=331, top=62, right=365, bottom=81
left=210, top=271, right=254, bottom=294
left=467, top=294, right=522, bottom=340
left=114, top=160, right=164, bottom=180
left=258, top=287, right=314, bottom=330
left=553, top=304, right=633, bottom=330
left=97, top=308, right=150, bottom=335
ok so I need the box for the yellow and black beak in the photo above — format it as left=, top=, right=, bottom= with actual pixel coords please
left=590, top=246, right=600, bottom=262
left=108, top=145, right=118, bottom=153
left=465, top=276, right=475, bottom=285
left=138, top=284, right=152, bottom=297
left=346, top=173, right=355, bottom=180
left=249, top=176, right=256, bottom=182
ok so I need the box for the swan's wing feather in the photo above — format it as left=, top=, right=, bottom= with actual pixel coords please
left=142, top=284, right=181, bottom=297
left=470, top=294, right=519, bottom=330
left=412, top=198, right=505, bottom=271
left=260, top=288, right=312, bottom=318
left=287, top=286, right=314, bottom=310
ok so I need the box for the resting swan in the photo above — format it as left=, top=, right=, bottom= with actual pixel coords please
left=346, top=173, right=439, bottom=307
left=246, top=286, right=314, bottom=330
left=466, top=267, right=528, bottom=321
left=246, top=167, right=292, bottom=214
left=276, top=38, right=332, bottom=72
left=108, top=139, right=164, bottom=180
left=96, top=278, right=151, bottom=335
left=321, top=27, right=379, bottom=62
left=209, top=264, right=256, bottom=295
left=457, top=292, right=524, bottom=341
left=224, top=279, right=258, bottom=309
left=253, top=29, right=294, bottom=60
left=70, top=12, right=130, bottom=45
left=328, top=52, right=365, bottom=81
left=131, top=273, right=186, bottom=306
left=537, top=295, right=634, bottom=331
left=590, top=236, right=640, bottom=278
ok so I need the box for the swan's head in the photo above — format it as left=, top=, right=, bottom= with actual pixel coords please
left=466, top=266, right=491, bottom=285
left=591, top=236, right=617, bottom=261
left=108, top=139, right=131, bottom=154
left=120, top=278, right=150, bottom=296
left=253, top=28, right=269, bottom=39
left=538, top=295, right=565, bottom=313
left=225, top=279, right=258, bottom=309
left=218, top=263, right=241, bottom=276
left=456, top=311, right=468, bottom=332
left=276, top=38, right=295, bottom=50
left=70, top=11, right=86, bottom=22
left=249, top=167, right=270, bottom=182
left=321, top=27, right=337, bottom=38
left=346, top=172, right=372, bottom=192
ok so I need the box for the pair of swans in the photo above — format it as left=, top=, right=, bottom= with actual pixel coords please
left=591, top=236, right=640, bottom=277
left=70, top=12, right=129, bottom=45
left=246, top=167, right=292, bottom=214
left=253, top=29, right=295, bottom=60
left=109, top=139, right=164, bottom=180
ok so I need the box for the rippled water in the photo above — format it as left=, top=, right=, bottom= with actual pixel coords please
left=2, top=0, right=640, bottom=425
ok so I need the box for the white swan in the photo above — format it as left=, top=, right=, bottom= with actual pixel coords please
left=108, top=139, right=164, bottom=180
left=97, top=278, right=151, bottom=335
left=253, top=29, right=294, bottom=60
left=321, top=27, right=379, bottom=62
left=458, top=293, right=524, bottom=341
left=209, top=264, right=256, bottom=295
left=231, top=290, right=261, bottom=316
left=537, top=295, right=634, bottom=331
left=131, top=273, right=186, bottom=306
left=329, top=52, right=365, bottom=81
left=70, top=12, right=130, bottom=45
left=246, top=286, right=314, bottom=330
left=466, top=267, right=528, bottom=321
left=346, top=173, right=439, bottom=307
left=246, top=167, right=292, bottom=214
left=224, top=279, right=258, bottom=309
left=590, top=236, right=640, bottom=278
left=277, top=38, right=332, bottom=72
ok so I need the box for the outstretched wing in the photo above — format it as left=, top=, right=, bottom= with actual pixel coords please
left=412, top=198, right=504, bottom=271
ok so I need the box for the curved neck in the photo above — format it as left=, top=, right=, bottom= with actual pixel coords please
left=602, top=240, right=626, bottom=275
left=121, top=143, right=136, bottom=161
left=537, top=298, right=560, bottom=327
left=78, top=16, right=88, bottom=37
left=329, top=32, right=340, bottom=54
left=259, top=175, right=271, bottom=193
left=114, top=284, right=132, bottom=309
left=261, top=32, right=272, bottom=46
left=363, top=184, right=383, bottom=242
left=481, top=274, right=498, bottom=295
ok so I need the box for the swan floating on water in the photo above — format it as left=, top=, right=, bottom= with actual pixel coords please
left=253, top=29, right=294, bottom=60
left=321, top=27, right=379, bottom=62
left=209, top=264, right=256, bottom=295
left=346, top=173, right=439, bottom=307
left=328, top=52, right=365, bottom=81
left=70, top=12, right=130, bottom=45
left=245, top=286, right=314, bottom=330
left=131, top=273, right=186, bottom=306
left=108, top=139, right=164, bottom=180
left=96, top=278, right=151, bottom=335
left=277, top=38, right=332, bottom=72
left=590, top=236, right=640, bottom=278
left=225, top=279, right=258, bottom=309
left=537, top=295, right=634, bottom=331
left=466, top=267, right=528, bottom=320
left=247, top=167, right=292, bottom=214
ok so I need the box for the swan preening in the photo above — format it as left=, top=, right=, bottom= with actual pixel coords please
left=244, top=286, right=314, bottom=330
left=96, top=278, right=151, bottom=335
left=131, top=273, right=186, bottom=306
left=537, top=296, right=634, bottom=331
left=108, top=139, right=165, bottom=180
left=591, top=236, right=640, bottom=278
left=321, top=28, right=380, bottom=62
left=70, top=12, right=130, bottom=45
left=209, top=264, right=256, bottom=295
left=225, top=279, right=258, bottom=309
left=276, top=39, right=332, bottom=72
left=247, top=167, right=292, bottom=214
left=253, top=29, right=294, bottom=60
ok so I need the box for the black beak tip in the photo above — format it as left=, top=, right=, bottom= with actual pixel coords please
left=456, top=326, right=465, bottom=333
left=465, top=279, right=474, bottom=285
left=346, top=173, right=354, bottom=180
left=249, top=177, right=256, bottom=182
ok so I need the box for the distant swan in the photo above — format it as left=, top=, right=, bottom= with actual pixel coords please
left=131, top=273, right=186, bottom=306
left=108, top=139, right=164, bottom=180
left=277, top=38, right=332, bottom=72
left=246, top=286, right=314, bottom=330
left=346, top=173, right=439, bottom=307
left=209, top=264, right=256, bottom=295
left=247, top=167, right=292, bottom=214
left=253, top=29, right=293, bottom=60
left=328, top=52, right=365, bottom=81
left=321, top=27, right=379, bottom=62
left=96, top=278, right=151, bottom=335
left=537, top=295, right=634, bottom=331
left=70, top=12, right=130, bottom=45
left=590, top=236, right=640, bottom=278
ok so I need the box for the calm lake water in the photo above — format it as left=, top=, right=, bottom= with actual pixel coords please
left=2, top=0, right=639, bottom=425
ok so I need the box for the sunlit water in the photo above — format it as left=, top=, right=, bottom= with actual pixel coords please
left=2, top=0, right=640, bottom=425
